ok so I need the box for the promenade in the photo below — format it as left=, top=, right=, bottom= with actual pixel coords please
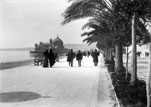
left=0, top=56, right=116, bottom=107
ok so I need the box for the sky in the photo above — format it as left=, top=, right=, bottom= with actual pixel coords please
left=0, top=0, right=89, bottom=49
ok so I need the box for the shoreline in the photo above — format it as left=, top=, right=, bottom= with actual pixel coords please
left=0, top=59, right=34, bottom=70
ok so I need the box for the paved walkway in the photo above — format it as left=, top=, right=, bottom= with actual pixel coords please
left=0, top=56, right=116, bottom=107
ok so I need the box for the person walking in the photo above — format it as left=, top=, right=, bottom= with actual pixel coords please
left=43, top=49, right=49, bottom=67
left=76, top=50, right=83, bottom=67
left=48, top=48, right=55, bottom=67
left=87, top=51, right=90, bottom=57
left=67, top=49, right=75, bottom=67
left=91, top=49, right=100, bottom=66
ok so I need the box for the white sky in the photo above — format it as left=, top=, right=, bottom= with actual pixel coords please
left=0, top=0, right=89, bottom=49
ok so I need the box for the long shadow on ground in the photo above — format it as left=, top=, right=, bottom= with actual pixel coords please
left=0, top=60, right=33, bottom=70
left=0, top=91, right=41, bottom=102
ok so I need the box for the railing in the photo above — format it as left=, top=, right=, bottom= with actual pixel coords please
left=30, top=51, right=68, bottom=66
left=34, top=57, right=43, bottom=66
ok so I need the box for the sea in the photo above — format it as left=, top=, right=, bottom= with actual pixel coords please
left=0, top=49, right=33, bottom=63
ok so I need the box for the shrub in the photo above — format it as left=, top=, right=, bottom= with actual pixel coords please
left=104, top=58, right=112, bottom=64
left=111, top=71, right=146, bottom=106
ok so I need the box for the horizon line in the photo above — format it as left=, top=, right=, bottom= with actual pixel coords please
left=0, top=43, right=96, bottom=50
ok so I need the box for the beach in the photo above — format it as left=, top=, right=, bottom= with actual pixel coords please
left=0, top=49, right=34, bottom=70
left=0, top=59, right=34, bottom=70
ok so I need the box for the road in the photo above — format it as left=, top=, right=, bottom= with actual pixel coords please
left=0, top=56, right=116, bottom=107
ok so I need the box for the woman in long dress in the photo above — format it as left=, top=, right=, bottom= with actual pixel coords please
left=43, top=49, right=49, bottom=67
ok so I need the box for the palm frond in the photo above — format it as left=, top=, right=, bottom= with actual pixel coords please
left=62, top=0, right=111, bottom=25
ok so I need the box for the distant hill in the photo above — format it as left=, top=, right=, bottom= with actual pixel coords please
left=64, top=44, right=96, bottom=51
left=0, top=47, right=34, bottom=51
left=0, top=44, right=96, bottom=51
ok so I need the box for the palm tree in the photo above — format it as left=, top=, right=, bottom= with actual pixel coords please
left=81, top=11, right=150, bottom=70
left=112, top=1, right=151, bottom=106
left=147, top=22, right=151, bottom=107
left=62, top=0, right=126, bottom=71
left=115, top=0, right=151, bottom=85
left=81, top=18, right=115, bottom=59
left=62, top=0, right=151, bottom=71
left=62, top=0, right=112, bottom=24
left=62, top=0, right=151, bottom=106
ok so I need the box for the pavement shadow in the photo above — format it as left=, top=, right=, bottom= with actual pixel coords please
left=0, top=91, right=41, bottom=102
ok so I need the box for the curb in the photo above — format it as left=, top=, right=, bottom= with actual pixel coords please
left=105, top=67, right=121, bottom=107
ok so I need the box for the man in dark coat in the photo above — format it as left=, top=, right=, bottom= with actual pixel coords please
left=67, top=49, right=75, bottom=67
left=48, top=48, right=55, bottom=67
left=92, top=49, right=100, bottom=66
left=76, top=50, right=83, bottom=67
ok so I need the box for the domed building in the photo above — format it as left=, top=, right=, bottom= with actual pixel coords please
left=52, top=36, right=64, bottom=49
left=30, top=35, right=70, bottom=60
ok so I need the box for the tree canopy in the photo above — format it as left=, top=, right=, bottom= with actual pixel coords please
left=62, top=0, right=151, bottom=49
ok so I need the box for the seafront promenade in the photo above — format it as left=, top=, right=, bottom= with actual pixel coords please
left=0, top=56, right=116, bottom=107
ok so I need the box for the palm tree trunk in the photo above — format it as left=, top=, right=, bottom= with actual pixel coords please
left=115, top=42, right=123, bottom=71
left=126, top=46, right=129, bottom=79
left=147, top=43, right=151, bottom=107
left=104, top=48, right=109, bottom=59
left=130, top=14, right=137, bottom=85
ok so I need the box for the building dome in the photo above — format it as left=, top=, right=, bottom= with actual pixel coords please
left=52, top=36, right=64, bottom=48
left=53, top=36, right=63, bottom=45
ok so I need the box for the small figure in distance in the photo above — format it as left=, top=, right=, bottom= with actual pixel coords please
left=43, top=49, right=49, bottom=67
left=76, top=50, right=83, bottom=67
left=48, top=48, right=56, bottom=67
left=55, top=53, right=59, bottom=62
left=87, top=51, right=90, bottom=57
left=91, top=49, right=100, bottom=66
left=82, top=51, right=86, bottom=57
left=67, top=49, right=75, bottom=67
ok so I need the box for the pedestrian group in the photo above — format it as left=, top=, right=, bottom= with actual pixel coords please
left=66, top=49, right=100, bottom=67
left=42, top=48, right=100, bottom=68
left=43, top=48, right=57, bottom=67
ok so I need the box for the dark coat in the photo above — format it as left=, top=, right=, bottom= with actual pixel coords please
left=92, top=51, right=99, bottom=62
left=43, top=49, right=49, bottom=67
left=76, top=52, right=83, bottom=60
left=48, top=49, right=55, bottom=67
left=67, top=52, right=75, bottom=62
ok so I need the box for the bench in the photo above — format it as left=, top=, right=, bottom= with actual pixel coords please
left=34, top=58, right=43, bottom=66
